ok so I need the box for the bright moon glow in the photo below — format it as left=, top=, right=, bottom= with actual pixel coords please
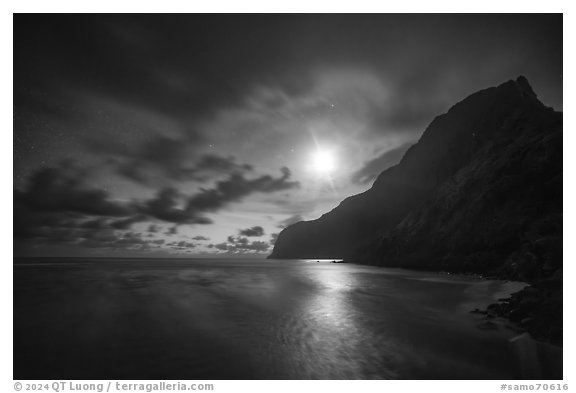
left=312, top=150, right=336, bottom=174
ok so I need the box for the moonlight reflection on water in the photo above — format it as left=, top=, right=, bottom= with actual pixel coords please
left=14, top=258, right=530, bottom=379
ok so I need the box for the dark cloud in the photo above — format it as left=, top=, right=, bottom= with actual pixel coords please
left=138, top=187, right=213, bottom=225
left=111, top=215, right=147, bottom=230
left=14, top=218, right=81, bottom=244
left=14, top=164, right=137, bottom=244
left=107, top=135, right=254, bottom=185
left=115, top=237, right=147, bottom=246
left=80, top=218, right=108, bottom=230
left=217, top=234, right=271, bottom=253
left=167, top=241, right=197, bottom=250
left=369, top=104, right=440, bottom=134
left=14, top=206, right=166, bottom=252
left=79, top=238, right=119, bottom=249
left=90, top=134, right=202, bottom=181
left=78, top=231, right=165, bottom=250
left=15, top=161, right=299, bottom=251
left=227, top=235, right=247, bottom=245
left=270, top=233, right=279, bottom=245
left=14, top=15, right=320, bottom=127
left=238, top=226, right=265, bottom=237
left=138, top=167, right=299, bottom=224
left=213, top=243, right=229, bottom=251
left=277, top=214, right=304, bottom=228
left=14, top=197, right=166, bottom=253
left=15, top=163, right=133, bottom=217
left=165, top=226, right=178, bottom=236
left=191, top=154, right=254, bottom=180
left=121, top=135, right=200, bottom=174
left=351, top=142, right=414, bottom=184
left=186, top=167, right=299, bottom=213
left=14, top=15, right=562, bottom=130
left=237, top=241, right=270, bottom=252
left=192, top=235, right=210, bottom=241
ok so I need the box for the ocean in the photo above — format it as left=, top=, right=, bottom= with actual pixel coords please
left=13, top=258, right=550, bottom=379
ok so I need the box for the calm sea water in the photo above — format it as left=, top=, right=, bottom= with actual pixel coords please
left=14, top=258, right=544, bottom=379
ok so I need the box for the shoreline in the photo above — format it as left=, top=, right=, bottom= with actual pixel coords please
left=337, top=257, right=563, bottom=347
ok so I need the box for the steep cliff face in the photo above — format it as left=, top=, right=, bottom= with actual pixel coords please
left=270, top=76, right=562, bottom=277
left=371, top=108, right=561, bottom=276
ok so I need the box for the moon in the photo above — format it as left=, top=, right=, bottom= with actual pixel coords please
left=311, top=149, right=336, bottom=174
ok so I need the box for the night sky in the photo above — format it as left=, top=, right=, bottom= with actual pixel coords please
left=13, top=14, right=563, bottom=257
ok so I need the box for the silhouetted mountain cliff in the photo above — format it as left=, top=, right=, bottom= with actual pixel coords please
left=270, top=76, right=561, bottom=276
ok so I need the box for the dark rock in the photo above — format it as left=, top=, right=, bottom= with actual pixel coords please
left=483, top=282, right=562, bottom=345
left=477, top=321, right=498, bottom=330
left=521, top=317, right=535, bottom=326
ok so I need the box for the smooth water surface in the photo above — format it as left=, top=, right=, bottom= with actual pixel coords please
left=14, top=258, right=531, bottom=379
